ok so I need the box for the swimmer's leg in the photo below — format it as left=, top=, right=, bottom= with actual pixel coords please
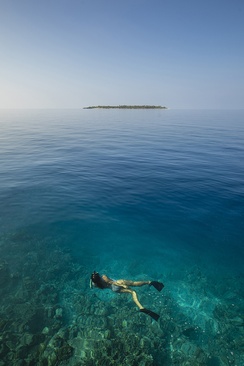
left=115, top=279, right=164, bottom=292
left=120, top=288, right=160, bottom=321
left=116, top=279, right=151, bottom=287
left=120, top=288, right=143, bottom=309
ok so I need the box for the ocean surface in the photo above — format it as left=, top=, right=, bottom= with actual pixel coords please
left=0, top=109, right=243, bottom=365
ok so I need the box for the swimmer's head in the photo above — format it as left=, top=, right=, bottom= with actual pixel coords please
left=90, top=271, right=106, bottom=289
left=91, top=271, right=100, bottom=284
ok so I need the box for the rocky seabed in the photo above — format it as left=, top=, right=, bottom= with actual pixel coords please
left=0, top=231, right=243, bottom=365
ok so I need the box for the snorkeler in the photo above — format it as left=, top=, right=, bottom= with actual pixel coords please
left=90, top=271, right=164, bottom=321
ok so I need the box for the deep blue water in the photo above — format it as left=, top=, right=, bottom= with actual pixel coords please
left=0, top=109, right=243, bottom=364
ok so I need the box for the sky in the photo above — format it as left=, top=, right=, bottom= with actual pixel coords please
left=0, top=0, right=243, bottom=109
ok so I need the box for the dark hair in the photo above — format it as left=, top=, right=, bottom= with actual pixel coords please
left=91, top=271, right=107, bottom=289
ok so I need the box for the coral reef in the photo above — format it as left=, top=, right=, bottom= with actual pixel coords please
left=0, top=230, right=243, bottom=365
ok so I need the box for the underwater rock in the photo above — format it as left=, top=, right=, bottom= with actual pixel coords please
left=6, top=340, right=16, bottom=351
left=77, top=314, right=108, bottom=330
left=56, top=342, right=74, bottom=362
left=94, top=306, right=109, bottom=316
left=139, top=336, right=152, bottom=350
left=0, top=318, right=8, bottom=331
left=43, top=348, right=58, bottom=366
left=22, top=276, right=38, bottom=292
left=182, top=326, right=199, bottom=340
left=10, top=271, right=21, bottom=280
left=68, top=336, right=96, bottom=359
left=30, top=332, right=46, bottom=347
left=0, top=340, right=9, bottom=360
left=19, top=333, right=33, bottom=347
left=0, top=261, right=10, bottom=286
left=27, top=308, right=46, bottom=333
left=230, top=316, right=243, bottom=327
left=55, top=307, right=63, bottom=319
left=122, top=319, right=127, bottom=327
left=42, top=332, right=74, bottom=365
left=205, top=318, right=219, bottom=334
left=180, top=341, right=195, bottom=355
left=80, top=337, right=155, bottom=366
left=42, top=326, right=49, bottom=335
left=37, top=284, right=59, bottom=305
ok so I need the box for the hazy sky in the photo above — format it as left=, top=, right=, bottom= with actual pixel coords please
left=0, top=0, right=243, bottom=109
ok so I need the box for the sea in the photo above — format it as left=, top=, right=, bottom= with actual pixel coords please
left=0, top=108, right=243, bottom=365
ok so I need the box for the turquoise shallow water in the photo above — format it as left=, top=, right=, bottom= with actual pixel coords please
left=0, top=109, right=243, bottom=365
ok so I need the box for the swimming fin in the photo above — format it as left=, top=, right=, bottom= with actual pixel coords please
left=150, top=281, right=164, bottom=292
left=140, top=308, right=160, bottom=321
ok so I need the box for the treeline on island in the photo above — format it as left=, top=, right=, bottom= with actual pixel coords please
left=83, top=105, right=167, bottom=109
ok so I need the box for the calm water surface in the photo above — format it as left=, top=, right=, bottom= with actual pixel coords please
left=1, top=109, right=243, bottom=271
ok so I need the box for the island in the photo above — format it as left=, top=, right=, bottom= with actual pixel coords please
left=83, top=105, right=167, bottom=109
